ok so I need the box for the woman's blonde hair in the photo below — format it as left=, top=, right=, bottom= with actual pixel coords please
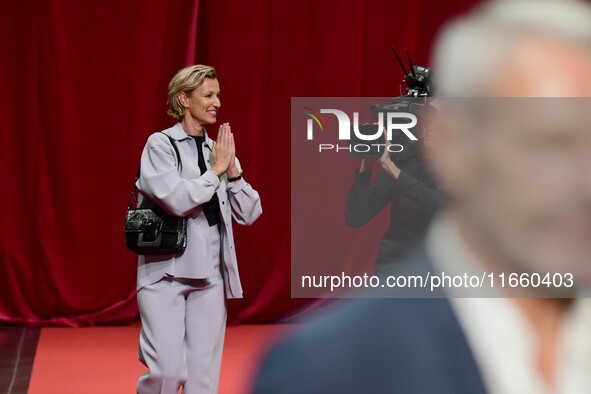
left=167, top=64, right=217, bottom=120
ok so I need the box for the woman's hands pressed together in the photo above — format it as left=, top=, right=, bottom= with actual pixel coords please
left=211, top=123, right=239, bottom=177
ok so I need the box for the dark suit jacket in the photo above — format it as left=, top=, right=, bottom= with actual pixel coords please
left=253, top=244, right=488, bottom=394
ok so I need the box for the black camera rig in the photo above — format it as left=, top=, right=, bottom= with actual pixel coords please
left=349, top=49, right=434, bottom=162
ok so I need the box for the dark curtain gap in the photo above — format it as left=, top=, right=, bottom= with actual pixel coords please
left=0, top=327, right=40, bottom=393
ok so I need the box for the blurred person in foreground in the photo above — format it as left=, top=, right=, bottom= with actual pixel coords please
left=253, top=1, right=591, bottom=393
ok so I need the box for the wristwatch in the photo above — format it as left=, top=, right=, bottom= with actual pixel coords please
left=227, top=172, right=243, bottom=182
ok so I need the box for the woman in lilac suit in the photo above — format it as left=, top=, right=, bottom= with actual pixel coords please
left=135, top=64, right=262, bottom=394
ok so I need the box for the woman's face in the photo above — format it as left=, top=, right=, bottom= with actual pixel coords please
left=181, top=78, right=221, bottom=125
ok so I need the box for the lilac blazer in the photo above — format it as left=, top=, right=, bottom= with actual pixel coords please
left=136, top=123, right=262, bottom=298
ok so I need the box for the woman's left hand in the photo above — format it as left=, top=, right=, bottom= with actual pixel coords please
left=223, top=123, right=240, bottom=178
left=379, top=134, right=401, bottom=180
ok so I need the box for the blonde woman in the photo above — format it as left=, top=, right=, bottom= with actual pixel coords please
left=135, top=64, right=262, bottom=393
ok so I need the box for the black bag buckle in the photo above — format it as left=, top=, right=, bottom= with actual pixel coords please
left=138, top=219, right=162, bottom=246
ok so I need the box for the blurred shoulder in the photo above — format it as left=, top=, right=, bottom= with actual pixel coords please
left=252, top=293, right=481, bottom=393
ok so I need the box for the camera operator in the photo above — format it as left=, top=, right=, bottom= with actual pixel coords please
left=345, top=104, right=443, bottom=274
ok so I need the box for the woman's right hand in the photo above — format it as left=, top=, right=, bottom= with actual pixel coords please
left=378, top=133, right=401, bottom=180
left=359, top=158, right=375, bottom=173
left=211, top=123, right=235, bottom=176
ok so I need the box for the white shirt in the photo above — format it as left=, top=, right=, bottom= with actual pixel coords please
left=426, top=213, right=591, bottom=394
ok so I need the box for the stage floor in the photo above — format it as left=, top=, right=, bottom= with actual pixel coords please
left=18, top=323, right=292, bottom=394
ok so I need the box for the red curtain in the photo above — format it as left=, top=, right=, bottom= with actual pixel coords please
left=0, top=0, right=477, bottom=326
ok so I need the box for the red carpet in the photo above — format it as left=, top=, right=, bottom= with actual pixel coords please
left=28, top=323, right=293, bottom=394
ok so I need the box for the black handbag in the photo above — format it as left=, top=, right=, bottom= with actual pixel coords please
left=124, top=133, right=187, bottom=255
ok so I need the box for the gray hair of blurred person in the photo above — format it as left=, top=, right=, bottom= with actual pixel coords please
left=433, top=0, right=591, bottom=97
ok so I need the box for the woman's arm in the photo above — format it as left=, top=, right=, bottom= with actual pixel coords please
left=226, top=157, right=262, bottom=225
left=391, top=171, right=443, bottom=214
left=379, top=146, right=443, bottom=215
left=345, top=159, right=394, bottom=227
left=138, top=133, right=220, bottom=217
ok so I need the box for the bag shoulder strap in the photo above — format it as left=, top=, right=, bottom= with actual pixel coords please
left=159, top=131, right=183, bottom=171
left=129, top=131, right=183, bottom=209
